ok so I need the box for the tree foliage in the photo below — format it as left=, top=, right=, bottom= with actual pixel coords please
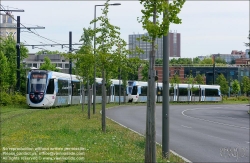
left=241, top=76, right=250, bottom=95
left=39, top=56, right=60, bottom=72
left=195, top=74, right=205, bottom=84
left=215, top=74, right=229, bottom=95
left=231, top=80, right=240, bottom=96
left=0, top=36, right=28, bottom=94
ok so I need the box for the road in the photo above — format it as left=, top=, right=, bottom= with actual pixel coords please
left=106, top=104, right=250, bottom=162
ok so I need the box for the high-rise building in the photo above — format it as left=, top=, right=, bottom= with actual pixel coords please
left=128, top=31, right=181, bottom=59
left=0, top=12, right=17, bottom=40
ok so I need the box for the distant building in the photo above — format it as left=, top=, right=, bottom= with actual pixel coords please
left=23, top=54, right=70, bottom=73
left=0, top=12, right=17, bottom=40
left=128, top=31, right=181, bottom=60
left=212, top=53, right=241, bottom=64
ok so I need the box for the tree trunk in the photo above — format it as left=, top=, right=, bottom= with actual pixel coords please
left=88, top=80, right=91, bottom=119
left=82, top=84, right=85, bottom=112
left=145, top=6, right=156, bottom=163
left=102, top=69, right=106, bottom=132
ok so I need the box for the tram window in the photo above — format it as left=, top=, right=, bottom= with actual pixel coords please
left=114, top=85, right=124, bottom=96
left=57, top=80, right=69, bottom=96
left=46, top=79, right=54, bottom=94
left=72, top=81, right=80, bottom=96
left=141, top=86, right=147, bottom=96
left=205, top=89, right=219, bottom=96
left=131, top=86, right=137, bottom=95
left=192, top=89, right=200, bottom=96
left=96, top=83, right=102, bottom=96
left=179, top=88, right=188, bottom=96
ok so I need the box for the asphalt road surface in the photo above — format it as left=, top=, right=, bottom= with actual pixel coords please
left=106, top=104, right=250, bottom=162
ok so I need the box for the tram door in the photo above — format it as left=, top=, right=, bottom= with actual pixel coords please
left=173, top=86, right=178, bottom=101
left=68, top=80, right=72, bottom=104
left=200, top=87, right=205, bottom=101
left=110, top=85, right=114, bottom=102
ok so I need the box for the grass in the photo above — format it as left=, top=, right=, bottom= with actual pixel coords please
left=1, top=104, right=184, bottom=163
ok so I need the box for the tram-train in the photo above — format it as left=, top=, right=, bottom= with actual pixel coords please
left=26, top=70, right=221, bottom=108
left=128, top=81, right=222, bottom=102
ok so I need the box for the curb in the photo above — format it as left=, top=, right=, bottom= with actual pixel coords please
left=104, top=106, right=192, bottom=163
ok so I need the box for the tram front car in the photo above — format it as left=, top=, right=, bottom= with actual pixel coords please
left=27, top=70, right=53, bottom=108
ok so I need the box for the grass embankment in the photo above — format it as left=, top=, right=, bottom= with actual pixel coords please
left=1, top=104, right=183, bottom=163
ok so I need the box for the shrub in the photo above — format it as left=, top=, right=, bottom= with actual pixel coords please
left=0, top=92, right=12, bottom=106
left=0, top=92, right=26, bottom=106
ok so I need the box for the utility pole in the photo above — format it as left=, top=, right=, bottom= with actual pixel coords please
left=69, top=31, right=72, bottom=75
left=213, top=55, right=215, bottom=84
left=16, top=16, right=20, bottom=91
left=162, top=0, right=170, bottom=159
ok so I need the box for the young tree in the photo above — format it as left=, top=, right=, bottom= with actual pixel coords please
left=215, top=74, right=229, bottom=96
left=231, top=80, right=240, bottom=96
left=185, top=74, right=197, bottom=102
left=40, top=56, right=60, bottom=72
left=65, top=27, right=95, bottom=115
left=138, top=0, right=185, bottom=159
left=90, top=0, right=128, bottom=132
left=195, top=74, right=205, bottom=85
left=241, top=76, right=250, bottom=96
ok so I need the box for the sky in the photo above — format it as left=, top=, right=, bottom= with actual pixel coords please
left=0, top=0, right=249, bottom=58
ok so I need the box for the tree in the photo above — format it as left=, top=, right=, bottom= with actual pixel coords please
left=200, top=57, right=213, bottom=64
left=0, top=51, right=10, bottom=92
left=185, top=74, right=197, bottom=102
left=64, top=27, right=95, bottom=115
left=0, top=35, right=28, bottom=94
left=244, top=30, right=250, bottom=58
left=215, top=57, right=227, bottom=64
left=193, top=57, right=200, bottom=64
left=231, top=80, right=240, bottom=96
left=141, top=62, right=149, bottom=81
left=138, top=0, right=185, bottom=160
left=40, top=56, right=60, bottom=72
left=195, top=74, right=205, bottom=84
left=215, top=74, right=229, bottom=96
left=241, top=76, right=250, bottom=96
left=90, top=0, right=128, bottom=132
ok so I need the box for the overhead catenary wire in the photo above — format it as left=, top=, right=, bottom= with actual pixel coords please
left=1, top=4, right=82, bottom=51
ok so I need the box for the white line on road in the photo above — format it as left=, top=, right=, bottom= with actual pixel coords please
left=246, top=141, right=250, bottom=144
left=181, top=125, right=192, bottom=129
left=182, top=108, right=250, bottom=130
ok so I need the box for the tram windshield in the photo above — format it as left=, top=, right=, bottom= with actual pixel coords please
left=30, top=73, right=47, bottom=92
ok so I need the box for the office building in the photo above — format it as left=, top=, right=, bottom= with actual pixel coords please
left=128, top=31, right=181, bottom=59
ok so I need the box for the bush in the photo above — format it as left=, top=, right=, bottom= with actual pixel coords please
left=226, top=96, right=250, bottom=101
left=0, top=92, right=12, bottom=106
left=0, top=92, right=26, bottom=106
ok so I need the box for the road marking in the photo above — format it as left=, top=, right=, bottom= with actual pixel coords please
left=182, top=108, right=250, bottom=130
left=181, top=125, right=192, bottom=129
left=246, top=141, right=250, bottom=144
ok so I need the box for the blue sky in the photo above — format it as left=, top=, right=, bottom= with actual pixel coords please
left=0, top=1, right=249, bottom=58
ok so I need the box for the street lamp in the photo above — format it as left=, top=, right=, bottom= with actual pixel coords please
left=93, top=3, right=121, bottom=114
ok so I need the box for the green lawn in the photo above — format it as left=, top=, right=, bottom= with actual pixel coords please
left=1, top=104, right=183, bottom=163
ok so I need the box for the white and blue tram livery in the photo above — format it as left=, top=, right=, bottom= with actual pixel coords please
left=27, top=70, right=82, bottom=108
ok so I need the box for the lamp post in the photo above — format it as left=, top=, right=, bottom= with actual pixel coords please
left=93, top=3, right=121, bottom=114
